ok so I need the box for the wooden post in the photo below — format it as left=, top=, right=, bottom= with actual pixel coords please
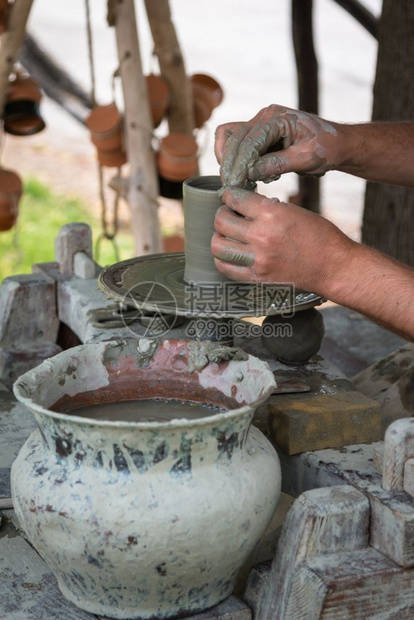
left=110, top=0, right=162, bottom=255
left=0, top=0, right=34, bottom=113
left=291, top=0, right=320, bottom=214
left=144, top=0, right=195, bottom=135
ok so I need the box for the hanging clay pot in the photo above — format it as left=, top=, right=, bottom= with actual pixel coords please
left=146, top=74, right=170, bottom=128
left=12, top=338, right=281, bottom=619
left=191, top=73, right=224, bottom=107
left=0, top=0, right=10, bottom=34
left=0, top=168, right=23, bottom=231
left=191, top=81, right=217, bottom=129
left=3, top=76, right=46, bottom=136
left=85, top=104, right=127, bottom=168
left=157, top=132, right=198, bottom=182
left=157, top=132, right=198, bottom=199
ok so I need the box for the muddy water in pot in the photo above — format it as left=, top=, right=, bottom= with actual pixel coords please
left=65, top=398, right=225, bottom=422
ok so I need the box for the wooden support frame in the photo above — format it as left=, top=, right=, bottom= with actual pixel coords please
left=110, top=0, right=162, bottom=256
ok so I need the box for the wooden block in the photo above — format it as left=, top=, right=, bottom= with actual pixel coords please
left=255, top=485, right=369, bottom=620
left=0, top=342, right=62, bottom=389
left=277, top=443, right=414, bottom=568
left=187, top=596, right=251, bottom=620
left=54, top=223, right=92, bottom=276
left=404, top=458, right=414, bottom=497
left=73, top=251, right=97, bottom=279
left=268, top=390, right=381, bottom=454
left=383, top=418, right=414, bottom=492
left=0, top=273, right=59, bottom=347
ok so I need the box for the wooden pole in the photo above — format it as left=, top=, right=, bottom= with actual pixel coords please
left=144, top=0, right=195, bottom=135
left=0, top=0, right=34, bottom=113
left=292, top=0, right=320, bottom=214
left=110, top=0, right=162, bottom=255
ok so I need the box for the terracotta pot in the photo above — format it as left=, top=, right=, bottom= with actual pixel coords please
left=191, top=81, right=217, bottom=128
left=6, top=76, right=42, bottom=103
left=0, top=168, right=23, bottom=231
left=157, top=132, right=198, bottom=182
left=12, top=338, right=280, bottom=619
left=97, top=147, right=127, bottom=168
left=85, top=104, right=124, bottom=151
left=191, top=73, right=224, bottom=107
left=163, top=233, right=185, bottom=252
left=3, top=77, right=46, bottom=136
left=85, top=104, right=127, bottom=167
left=146, top=74, right=170, bottom=128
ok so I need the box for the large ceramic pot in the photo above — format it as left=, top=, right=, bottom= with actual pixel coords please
left=12, top=338, right=280, bottom=619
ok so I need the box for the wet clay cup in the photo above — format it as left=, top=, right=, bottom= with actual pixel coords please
left=12, top=338, right=281, bottom=619
left=146, top=74, right=170, bottom=128
left=3, top=76, right=46, bottom=136
left=0, top=168, right=23, bottom=231
left=157, top=132, right=198, bottom=183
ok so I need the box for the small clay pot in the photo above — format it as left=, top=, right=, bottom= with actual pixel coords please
left=191, top=81, right=217, bottom=129
left=85, top=104, right=124, bottom=151
left=157, top=132, right=198, bottom=182
left=96, top=147, right=127, bottom=168
left=191, top=73, right=224, bottom=107
left=146, top=74, right=170, bottom=128
left=0, top=168, right=23, bottom=231
left=163, top=233, right=185, bottom=253
left=6, top=77, right=42, bottom=103
left=3, top=77, right=46, bottom=136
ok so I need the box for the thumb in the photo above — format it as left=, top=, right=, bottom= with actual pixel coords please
left=247, top=145, right=306, bottom=181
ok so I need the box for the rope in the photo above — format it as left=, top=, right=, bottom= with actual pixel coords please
left=85, top=0, right=120, bottom=262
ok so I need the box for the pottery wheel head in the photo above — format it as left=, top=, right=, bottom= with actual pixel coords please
left=98, top=253, right=323, bottom=318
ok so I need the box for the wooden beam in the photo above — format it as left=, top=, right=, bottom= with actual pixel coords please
left=291, top=0, right=320, bottom=214
left=144, top=0, right=195, bottom=135
left=111, top=0, right=162, bottom=255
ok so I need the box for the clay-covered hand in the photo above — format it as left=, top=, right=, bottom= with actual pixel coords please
left=211, top=186, right=356, bottom=296
left=215, top=104, right=341, bottom=188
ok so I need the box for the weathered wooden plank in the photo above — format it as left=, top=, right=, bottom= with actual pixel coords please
left=0, top=516, right=96, bottom=619
left=312, top=548, right=414, bottom=619
left=185, top=596, right=251, bottom=620
left=255, top=486, right=369, bottom=620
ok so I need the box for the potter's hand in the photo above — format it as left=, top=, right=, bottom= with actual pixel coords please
left=215, top=105, right=340, bottom=187
left=211, top=187, right=354, bottom=295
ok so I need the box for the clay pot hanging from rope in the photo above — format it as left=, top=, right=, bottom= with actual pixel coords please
left=157, top=132, right=198, bottom=199
left=3, top=76, right=46, bottom=136
left=190, top=73, right=223, bottom=129
left=85, top=104, right=127, bottom=168
left=146, top=74, right=170, bottom=129
left=0, top=168, right=23, bottom=231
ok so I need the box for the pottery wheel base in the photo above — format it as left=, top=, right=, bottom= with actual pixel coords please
left=98, top=253, right=323, bottom=319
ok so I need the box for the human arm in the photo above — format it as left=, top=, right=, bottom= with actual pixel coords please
left=211, top=187, right=414, bottom=341
left=215, top=105, right=414, bottom=188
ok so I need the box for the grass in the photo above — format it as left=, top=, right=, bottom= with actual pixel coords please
left=0, top=177, right=136, bottom=283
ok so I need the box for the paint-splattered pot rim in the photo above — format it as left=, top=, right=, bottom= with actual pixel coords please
left=13, top=339, right=276, bottom=432
left=98, top=253, right=324, bottom=319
